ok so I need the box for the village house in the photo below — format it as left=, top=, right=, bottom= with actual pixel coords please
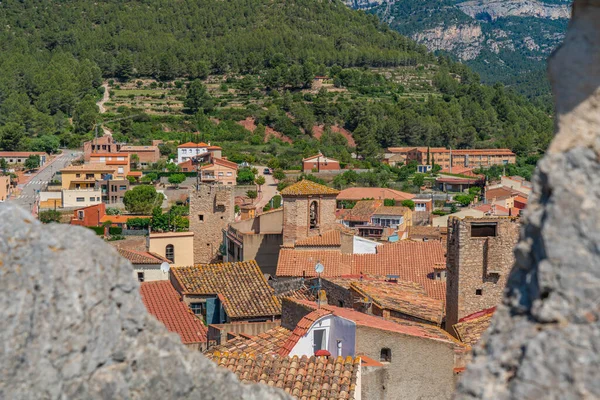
left=147, top=231, right=195, bottom=267
left=338, top=200, right=412, bottom=241
left=436, top=176, right=485, bottom=193
left=500, top=175, right=532, bottom=196
left=0, top=175, right=13, bottom=201
left=177, top=141, right=222, bottom=164
left=445, top=217, right=520, bottom=333
left=199, top=157, right=238, bottom=185
left=83, top=134, right=122, bottom=161
left=119, top=145, right=161, bottom=167
left=302, top=153, right=341, bottom=173
left=59, top=164, right=114, bottom=207
left=118, top=248, right=171, bottom=283
left=89, top=153, right=131, bottom=180
left=139, top=280, right=208, bottom=350
left=384, top=147, right=516, bottom=169
left=336, top=187, right=414, bottom=208
left=70, top=203, right=106, bottom=227
left=0, top=151, right=48, bottom=167
left=169, top=260, right=282, bottom=324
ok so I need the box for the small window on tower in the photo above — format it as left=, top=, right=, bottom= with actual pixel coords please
left=199, top=214, right=204, bottom=221
left=476, top=289, right=483, bottom=296
left=380, top=348, right=392, bottom=363
left=471, top=223, right=497, bottom=238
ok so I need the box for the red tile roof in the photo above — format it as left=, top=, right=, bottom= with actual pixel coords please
left=0, top=151, right=47, bottom=157
left=210, top=326, right=293, bottom=356
left=139, top=281, right=207, bottom=344
left=339, top=200, right=381, bottom=223
left=279, top=309, right=332, bottom=356
left=473, top=204, right=510, bottom=215
left=213, top=157, right=238, bottom=170
left=100, top=215, right=151, bottom=224
left=171, top=260, right=282, bottom=319
left=127, top=171, right=143, bottom=177
left=453, top=307, right=496, bottom=346
left=350, top=281, right=444, bottom=325
left=336, top=187, right=414, bottom=202
left=178, top=141, right=209, bottom=148
left=277, top=241, right=447, bottom=301
left=206, top=352, right=360, bottom=399
left=288, top=299, right=460, bottom=346
left=280, top=180, right=340, bottom=196
left=276, top=285, right=317, bottom=302
left=118, top=248, right=170, bottom=265
left=294, top=230, right=342, bottom=247
left=485, top=186, right=519, bottom=200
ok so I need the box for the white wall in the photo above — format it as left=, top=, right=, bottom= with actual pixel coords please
left=133, top=265, right=169, bottom=282
left=62, top=189, right=102, bottom=208
left=177, top=146, right=208, bottom=164
left=353, top=236, right=381, bottom=254
left=289, top=315, right=357, bottom=357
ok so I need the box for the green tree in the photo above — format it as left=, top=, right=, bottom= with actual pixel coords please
left=412, top=173, right=425, bottom=187
left=383, top=199, right=395, bottom=207
left=0, top=123, right=25, bottom=151
left=130, top=153, right=140, bottom=169
left=0, top=159, right=7, bottom=173
left=237, top=167, right=255, bottom=185
left=39, top=210, right=61, bottom=224
left=126, top=175, right=136, bottom=184
left=123, top=185, right=165, bottom=214
left=454, top=194, right=474, bottom=207
left=255, top=175, right=266, bottom=192
left=184, top=79, right=214, bottom=113
left=273, top=169, right=286, bottom=181
left=166, top=162, right=180, bottom=173
left=239, top=75, right=256, bottom=95
left=401, top=200, right=415, bottom=210
left=168, top=173, right=186, bottom=187
left=246, top=190, right=258, bottom=199
left=24, top=155, right=40, bottom=170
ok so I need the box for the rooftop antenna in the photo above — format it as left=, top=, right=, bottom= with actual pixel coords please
left=160, top=262, right=171, bottom=274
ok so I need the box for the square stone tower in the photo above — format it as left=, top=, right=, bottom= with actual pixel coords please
left=281, top=180, right=339, bottom=246
left=445, top=217, right=520, bottom=334
left=189, top=184, right=234, bottom=264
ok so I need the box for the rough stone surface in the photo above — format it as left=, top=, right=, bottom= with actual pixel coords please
left=0, top=204, right=288, bottom=400
left=455, top=3, right=600, bottom=398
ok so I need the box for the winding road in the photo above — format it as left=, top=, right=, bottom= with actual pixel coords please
left=96, top=82, right=112, bottom=135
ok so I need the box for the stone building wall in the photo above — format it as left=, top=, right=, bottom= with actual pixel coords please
left=445, top=217, right=520, bottom=331
left=282, top=194, right=337, bottom=245
left=189, top=184, right=234, bottom=264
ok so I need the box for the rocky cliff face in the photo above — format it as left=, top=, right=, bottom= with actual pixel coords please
left=344, top=0, right=571, bottom=84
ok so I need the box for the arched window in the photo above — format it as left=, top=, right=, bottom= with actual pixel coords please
left=165, top=244, right=174, bottom=263
left=310, top=201, right=318, bottom=229
left=380, top=348, right=391, bottom=363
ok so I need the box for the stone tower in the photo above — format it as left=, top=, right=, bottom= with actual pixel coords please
left=281, top=180, right=339, bottom=246
left=189, top=184, right=234, bottom=264
left=445, top=217, right=520, bottom=334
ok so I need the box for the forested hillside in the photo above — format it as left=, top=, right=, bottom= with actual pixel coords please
left=0, top=0, right=553, bottom=167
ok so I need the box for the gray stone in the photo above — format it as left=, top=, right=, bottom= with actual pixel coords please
left=0, top=204, right=289, bottom=400
left=455, top=2, right=600, bottom=398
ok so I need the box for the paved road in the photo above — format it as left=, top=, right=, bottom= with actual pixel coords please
left=9, top=151, right=82, bottom=210
left=96, top=82, right=112, bottom=135
left=254, top=166, right=278, bottom=211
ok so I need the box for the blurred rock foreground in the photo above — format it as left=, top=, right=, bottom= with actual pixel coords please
left=0, top=205, right=288, bottom=399
left=1, top=2, right=600, bottom=398
left=455, top=1, right=600, bottom=399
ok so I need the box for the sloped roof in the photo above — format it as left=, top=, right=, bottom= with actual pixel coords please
left=120, top=145, right=158, bottom=152
left=117, top=248, right=169, bottom=265
left=294, top=230, right=341, bottom=247
left=277, top=241, right=447, bottom=301
left=336, top=187, right=414, bottom=202
left=280, top=180, right=339, bottom=196
left=178, top=141, right=209, bottom=148
left=139, top=281, right=207, bottom=344
left=100, top=215, right=151, bottom=224
left=453, top=307, right=496, bottom=346
left=408, top=226, right=442, bottom=240
left=206, top=352, right=360, bottom=400
left=276, top=285, right=317, bottom=302
left=279, top=309, right=332, bottom=356
left=210, top=326, right=293, bottom=356
left=171, top=260, right=282, bottom=319
left=372, top=205, right=411, bottom=216
left=288, top=299, right=460, bottom=347
left=339, top=200, right=381, bottom=223
left=350, top=281, right=444, bottom=325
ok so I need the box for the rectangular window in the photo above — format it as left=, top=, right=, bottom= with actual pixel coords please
left=77, top=211, right=84, bottom=220
left=89, top=197, right=95, bottom=201
left=119, top=185, right=127, bottom=191
left=190, top=302, right=204, bottom=316
left=218, top=172, right=224, bottom=176
left=471, top=223, right=497, bottom=238
left=76, top=197, right=84, bottom=202
left=117, top=167, right=124, bottom=174
left=86, top=174, right=94, bottom=179
left=137, top=272, right=144, bottom=282
left=226, top=172, right=232, bottom=176
left=313, top=329, right=326, bottom=351
left=199, top=214, right=204, bottom=221
left=476, top=289, right=483, bottom=296
left=76, top=174, right=81, bottom=178
left=117, top=157, right=124, bottom=161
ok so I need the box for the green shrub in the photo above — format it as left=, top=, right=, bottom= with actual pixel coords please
left=88, top=226, right=105, bottom=235
left=108, top=227, right=123, bottom=235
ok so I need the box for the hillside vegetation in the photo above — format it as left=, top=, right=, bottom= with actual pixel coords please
left=0, top=0, right=552, bottom=168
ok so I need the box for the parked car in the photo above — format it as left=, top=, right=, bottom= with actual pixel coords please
left=263, top=168, right=271, bottom=175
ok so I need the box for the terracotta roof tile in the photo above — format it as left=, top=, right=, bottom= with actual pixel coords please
left=210, top=326, right=293, bottom=356
left=339, top=200, right=381, bottom=222
left=453, top=307, right=496, bottom=346
left=206, top=352, right=361, bottom=400
left=139, top=281, right=207, bottom=344
left=280, top=180, right=339, bottom=196
left=276, top=285, right=317, bottom=302
left=294, top=230, right=341, bottom=247
left=277, top=241, right=447, bottom=301
left=288, top=299, right=462, bottom=347
left=178, top=141, right=209, bottom=148
left=336, top=187, right=414, bottom=202
left=100, top=215, right=151, bottom=224
left=118, top=248, right=170, bottom=264
left=408, top=226, right=442, bottom=240
left=372, top=205, right=411, bottom=216
left=171, top=260, right=281, bottom=319
left=350, top=281, right=444, bottom=325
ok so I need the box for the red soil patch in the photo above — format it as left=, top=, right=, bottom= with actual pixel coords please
left=312, top=125, right=356, bottom=147
left=237, top=117, right=293, bottom=144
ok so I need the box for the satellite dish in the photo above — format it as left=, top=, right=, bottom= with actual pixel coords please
left=315, top=262, right=324, bottom=274
left=160, top=262, right=171, bottom=273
